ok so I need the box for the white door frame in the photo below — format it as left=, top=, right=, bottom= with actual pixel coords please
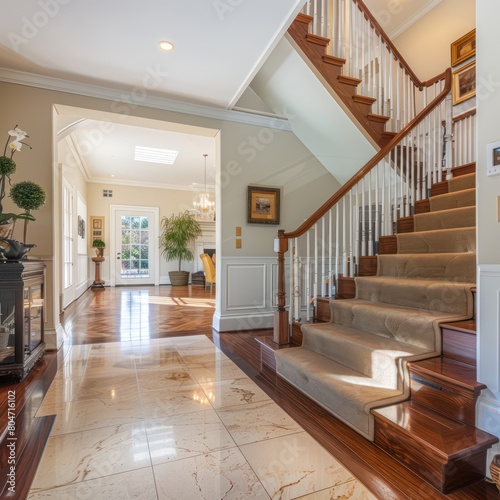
left=61, top=177, right=76, bottom=308
left=109, top=205, right=160, bottom=286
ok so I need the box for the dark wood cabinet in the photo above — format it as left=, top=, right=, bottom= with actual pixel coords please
left=0, top=260, right=45, bottom=379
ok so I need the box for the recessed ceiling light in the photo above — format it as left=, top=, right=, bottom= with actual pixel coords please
left=135, top=146, right=179, bottom=165
left=158, top=40, right=174, bottom=52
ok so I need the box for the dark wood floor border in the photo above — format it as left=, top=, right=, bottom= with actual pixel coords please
left=213, top=330, right=498, bottom=499
left=0, top=415, right=56, bottom=498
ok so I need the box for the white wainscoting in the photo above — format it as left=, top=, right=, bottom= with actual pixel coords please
left=477, top=264, right=500, bottom=468
left=213, top=256, right=324, bottom=332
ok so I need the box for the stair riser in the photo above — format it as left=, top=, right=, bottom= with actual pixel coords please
left=430, top=188, right=476, bottom=212
left=376, top=254, right=476, bottom=282
left=374, top=417, right=490, bottom=493
left=397, top=227, right=476, bottom=254
left=355, top=279, right=474, bottom=315
left=410, top=374, right=477, bottom=426
left=332, top=302, right=439, bottom=351
left=442, top=328, right=476, bottom=366
left=414, top=206, right=475, bottom=232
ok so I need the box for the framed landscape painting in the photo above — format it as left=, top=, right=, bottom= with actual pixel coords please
left=452, top=61, right=476, bottom=105
left=247, top=186, right=281, bottom=225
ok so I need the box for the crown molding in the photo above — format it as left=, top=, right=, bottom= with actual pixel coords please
left=390, top=0, right=443, bottom=39
left=86, top=176, right=196, bottom=192
left=0, top=67, right=292, bottom=132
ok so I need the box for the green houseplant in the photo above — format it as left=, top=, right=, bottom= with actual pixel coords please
left=160, top=211, right=202, bottom=286
left=92, top=238, right=106, bottom=257
left=0, top=126, right=46, bottom=259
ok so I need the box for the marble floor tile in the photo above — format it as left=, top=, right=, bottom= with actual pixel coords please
left=28, top=467, right=158, bottom=500
left=200, top=376, right=271, bottom=409
left=30, top=422, right=151, bottom=492
left=41, top=373, right=140, bottom=406
left=217, top=400, right=303, bottom=445
left=145, top=408, right=237, bottom=465
left=139, top=383, right=211, bottom=418
left=240, top=432, right=354, bottom=499
left=188, top=359, right=247, bottom=383
left=179, top=350, right=230, bottom=365
left=133, top=348, right=185, bottom=370
left=154, top=448, right=270, bottom=499
left=36, top=396, right=144, bottom=435
left=137, top=365, right=198, bottom=390
left=297, top=480, right=377, bottom=499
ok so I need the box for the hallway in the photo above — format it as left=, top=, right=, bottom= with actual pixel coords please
left=27, top=286, right=374, bottom=499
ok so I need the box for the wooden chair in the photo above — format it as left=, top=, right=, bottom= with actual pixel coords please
left=200, top=253, right=216, bottom=293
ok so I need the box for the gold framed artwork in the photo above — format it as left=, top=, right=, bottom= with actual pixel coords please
left=451, top=29, right=475, bottom=66
left=90, top=216, right=105, bottom=242
left=247, top=186, right=280, bottom=225
left=452, top=61, right=476, bottom=105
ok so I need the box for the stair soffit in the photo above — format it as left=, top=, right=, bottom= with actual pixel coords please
left=251, top=37, right=376, bottom=185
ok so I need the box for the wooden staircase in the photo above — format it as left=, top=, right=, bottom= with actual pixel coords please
left=262, top=163, right=498, bottom=493
left=287, top=13, right=396, bottom=147
left=367, top=163, right=497, bottom=492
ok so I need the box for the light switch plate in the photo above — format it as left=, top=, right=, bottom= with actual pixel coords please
left=236, top=226, right=241, bottom=236
left=236, top=239, right=242, bottom=249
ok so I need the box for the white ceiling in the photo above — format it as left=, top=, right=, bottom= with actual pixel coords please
left=0, top=0, right=440, bottom=189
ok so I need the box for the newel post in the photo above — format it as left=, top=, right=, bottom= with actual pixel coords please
left=274, top=229, right=289, bottom=345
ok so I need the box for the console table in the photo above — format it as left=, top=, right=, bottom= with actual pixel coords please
left=0, top=260, right=45, bottom=379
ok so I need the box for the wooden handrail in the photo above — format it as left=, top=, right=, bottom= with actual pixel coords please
left=283, top=68, right=451, bottom=240
left=453, top=108, right=476, bottom=123
left=353, top=0, right=424, bottom=89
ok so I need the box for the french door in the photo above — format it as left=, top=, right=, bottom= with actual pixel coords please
left=62, top=180, right=75, bottom=308
left=110, top=206, right=159, bottom=286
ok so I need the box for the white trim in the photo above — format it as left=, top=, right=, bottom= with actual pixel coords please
left=0, top=68, right=292, bottom=132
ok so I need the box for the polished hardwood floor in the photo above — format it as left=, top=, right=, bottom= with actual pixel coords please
left=2, top=285, right=498, bottom=498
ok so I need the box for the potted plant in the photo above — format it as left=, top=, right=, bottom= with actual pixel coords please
left=92, top=239, right=105, bottom=258
left=0, top=126, right=46, bottom=259
left=160, top=211, right=202, bottom=286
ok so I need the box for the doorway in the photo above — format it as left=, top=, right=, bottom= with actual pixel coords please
left=110, top=205, right=160, bottom=286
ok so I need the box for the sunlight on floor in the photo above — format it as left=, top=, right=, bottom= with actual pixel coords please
left=141, top=296, right=216, bottom=308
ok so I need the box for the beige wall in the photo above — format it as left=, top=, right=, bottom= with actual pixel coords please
left=0, top=80, right=339, bottom=340
left=394, top=0, right=475, bottom=81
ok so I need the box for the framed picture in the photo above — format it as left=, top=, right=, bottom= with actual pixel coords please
left=247, top=185, right=280, bottom=225
left=452, top=61, right=476, bottom=105
left=90, top=216, right=105, bottom=242
left=77, top=215, right=82, bottom=237
left=451, top=29, right=476, bottom=66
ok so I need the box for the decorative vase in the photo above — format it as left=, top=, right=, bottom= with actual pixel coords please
left=95, top=247, right=104, bottom=258
left=0, top=238, right=36, bottom=260
left=0, top=220, right=14, bottom=239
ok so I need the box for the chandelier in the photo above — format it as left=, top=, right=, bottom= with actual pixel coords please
left=193, top=154, right=215, bottom=219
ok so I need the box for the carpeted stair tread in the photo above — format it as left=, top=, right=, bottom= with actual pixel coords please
left=429, top=188, right=475, bottom=212
left=448, top=173, right=475, bottom=192
left=301, top=321, right=430, bottom=387
left=376, top=253, right=476, bottom=282
left=414, top=206, right=475, bottom=232
left=332, top=298, right=468, bottom=350
left=396, top=227, right=475, bottom=254
left=355, top=277, right=475, bottom=314
left=275, top=347, right=406, bottom=440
